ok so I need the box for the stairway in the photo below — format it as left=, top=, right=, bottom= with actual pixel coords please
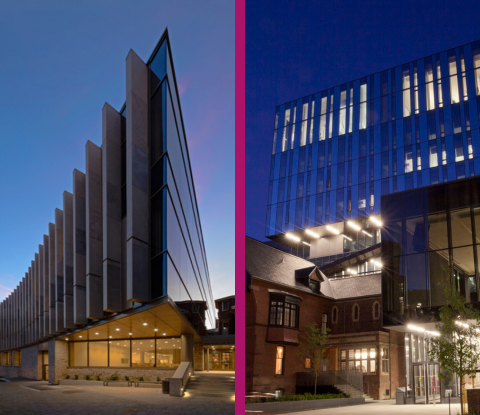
left=334, top=384, right=374, bottom=401
left=186, top=374, right=235, bottom=398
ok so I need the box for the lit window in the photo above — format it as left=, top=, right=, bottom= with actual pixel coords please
left=276, top=346, right=284, bottom=375
left=300, top=102, right=308, bottom=146
left=449, top=53, right=460, bottom=104
left=405, top=149, right=413, bottom=173
left=429, top=143, right=438, bottom=168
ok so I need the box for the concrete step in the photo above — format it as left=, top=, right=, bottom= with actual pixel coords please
left=187, top=390, right=234, bottom=398
left=187, top=384, right=235, bottom=391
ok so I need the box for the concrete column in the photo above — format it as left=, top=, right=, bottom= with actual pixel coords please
left=181, top=333, right=194, bottom=363
left=63, top=192, right=75, bottom=329
left=126, top=49, right=149, bottom=303
left=48, top=223, right=56, bottom=335
left=207, top=347, right=209, bottom=372
left=73, top=169, right=87, bottom=325
left=86, top=141, right=103, bottom=319
left=102, top=103, right=123, bottom=312
left=43, top=235, right=49, bottom=336
left=55, top=208, right=65, bottom=332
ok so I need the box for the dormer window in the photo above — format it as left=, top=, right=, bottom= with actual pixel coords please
left=309, top=279, right=320, bottom=294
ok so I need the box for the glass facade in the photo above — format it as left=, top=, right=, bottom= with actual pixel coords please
left=266, top=41, right=480, bottom=251
left=146, top=36, right=215, bottom=328
left=381, top=176, right=480, bottom=327
left=69, top=337, right=181, bottom=368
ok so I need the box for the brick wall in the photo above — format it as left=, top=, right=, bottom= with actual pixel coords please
left=194, top=342, right=203, bottom=371
left=246, top=277, right=405, bottom=400
left=0, top=345, right=41, bottom=380
left=48, top=339, right=68, bottom=384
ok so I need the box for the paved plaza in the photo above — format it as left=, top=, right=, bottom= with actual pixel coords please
left=246, top=399, right=463, bottom=415
left=0, top=379, right=235, bottom=415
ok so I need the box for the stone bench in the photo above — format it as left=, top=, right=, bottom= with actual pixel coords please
left=134, top=380, right=162, bottom=387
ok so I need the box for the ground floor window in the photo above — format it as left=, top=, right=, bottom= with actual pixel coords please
left=276, top=346, right=284, bottom=375
left=69, top=337, right=181, bottom=368
left=339, top=347, right=376, bottom=373
left=13, top=350, right=21, bottom=367
left=382, top=347, right=389, bottom=373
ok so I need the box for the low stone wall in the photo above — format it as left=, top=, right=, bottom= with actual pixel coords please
left=245, top=397, right=365, bottom=414
left=65, top=367, right=176, bottom=381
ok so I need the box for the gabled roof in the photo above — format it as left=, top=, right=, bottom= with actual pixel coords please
left=245, top=236, right=334, bottom=297
left=245, top=236, right=380, bottom=300
left=328, top=273, right=381, bottom=299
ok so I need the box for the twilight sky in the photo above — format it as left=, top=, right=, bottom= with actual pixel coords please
left=246, top=0, right=480, bottom=242
left=0, top=0, right=234, bottom=303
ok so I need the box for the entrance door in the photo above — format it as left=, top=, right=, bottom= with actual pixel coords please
left=42, top=352, right=48, bottom=381
left=427, top=363, right=441, bottom=404
left=413, top=363, right=426, bottom=404
left=221, top=352, right=232, bottom=370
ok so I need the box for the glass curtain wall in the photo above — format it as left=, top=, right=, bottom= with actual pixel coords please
left=267, top=41, right=480, bottom=246
left=69, top=337, right=181, bottom=368
left=382, top=177, right=480, bottom=327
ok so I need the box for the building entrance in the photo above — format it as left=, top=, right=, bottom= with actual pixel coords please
left=41, top=352, right=48, bottom=381
left=413, top=362, right=440, bottom=404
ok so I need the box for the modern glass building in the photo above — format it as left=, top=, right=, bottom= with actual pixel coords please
left=266, top=40, right=480, bottom=268
left=381, top=175, right=480, bottom=403
left=0, top=29, right=222, bottom=388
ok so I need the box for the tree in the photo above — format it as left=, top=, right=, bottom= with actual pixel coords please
left=296, top=322, right=330, bottom=395
left=426, top=283, right=480, bottom=415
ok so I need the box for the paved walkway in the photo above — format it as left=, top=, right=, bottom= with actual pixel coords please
left=0, top=379, right=235, bottom=415
left=246, top=399, right=463, bottom=415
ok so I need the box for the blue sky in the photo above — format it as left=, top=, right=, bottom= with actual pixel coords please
left=0, top=0, right=234, bottom=303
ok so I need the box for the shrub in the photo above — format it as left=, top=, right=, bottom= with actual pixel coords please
left=85, top=374, right=91, bottom=380
left=157, top=376, right=161, bottom=382
left=74, top=374, right=79, bottom=380
left=124, top=376, right=130, bottom=381
left=92, top=373, right=102, bottom=381
left=109, top=372, right=119, bottom=381
left=65, top=375, right=70, bottom=380
left=138, top=376, right=144, bottom=382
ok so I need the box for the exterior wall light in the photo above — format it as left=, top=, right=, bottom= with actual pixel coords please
left=305, top=229, right=320, bottom=238
left=326, top=225, right=340, bottom=235
left=302, top=241, right=310, bottom=246
left=362, top=230, right=372, bottom=237
left=286, top=233, right=301, bottom=242
left=370, top=216, right=383, bottom=226
left=347, top=221, right=361, bottom=231
left=342, top=234, right=352, bottom=241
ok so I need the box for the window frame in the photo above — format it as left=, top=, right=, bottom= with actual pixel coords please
left=275, top=346, right=285, bottom=376
left=352, top=303, right=360, bottom=322
left=222, top=301, right=229, bottom=312
left=268, top=293, right=301, bottom=330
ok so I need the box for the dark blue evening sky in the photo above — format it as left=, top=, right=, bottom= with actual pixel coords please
left=0, top=0, right=234, bottom=302
left=246, top=0, right=480, bottom=242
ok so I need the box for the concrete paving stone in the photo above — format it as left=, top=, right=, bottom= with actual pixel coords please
left=246, top=398, right=464, bottom=415
left=0, top=380, right=235, bottom=415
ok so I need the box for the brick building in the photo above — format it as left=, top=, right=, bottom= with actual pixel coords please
left=245, top=236, right=404, bottom=400
left=215, top=296, right=235, bottom=335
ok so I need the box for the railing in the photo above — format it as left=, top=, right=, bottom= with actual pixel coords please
left=296, top=370, right=364, bottom=397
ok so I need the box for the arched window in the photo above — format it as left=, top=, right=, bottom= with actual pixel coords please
left=352, top=303, right=360, bottom=322
left=373, top=301, right=380, bottom=320
left=332, top=306, right=338, bottom=324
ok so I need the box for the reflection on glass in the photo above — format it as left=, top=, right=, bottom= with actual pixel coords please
left=156, top=338, right=181, bottom=368
left=132, top=340, right=155, bottom=367
left=70, top=342, right=87, bottom=366
left=428, top=212, right=448, bottom=250
left=109, top=340, right=130, bottom=367
left=429, top=142, right=438, bottom=168
left=405, top=149, right=413, bottom=173
left=450, top=208, right=472, bottom=247
left=300, top=102, right=308, bottom=146
left=89, top=341, right=108, bottom=367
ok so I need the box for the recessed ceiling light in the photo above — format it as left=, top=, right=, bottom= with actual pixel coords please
left=129, top=333, right=133, bottom=336
left=79, top=336, right=82, bottom=338
left=95, top=333, right=99, bottom=335
left=326, top=225, right=340, bottom=235
left=305, top=229, right=320, bottom=238
left=370, top=216, right=382, bottom=226
left=143, top=323, right=147, bottom=326
left=163, top=333, right=166, bottom=336
left=154, top=329, right=158, bottom=332
left=115, top=328, right=120, bottom=331
left=347, top=221, right=361, bottom=231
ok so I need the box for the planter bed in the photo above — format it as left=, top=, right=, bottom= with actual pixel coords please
left=245, top=397, right=365, bottom=414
